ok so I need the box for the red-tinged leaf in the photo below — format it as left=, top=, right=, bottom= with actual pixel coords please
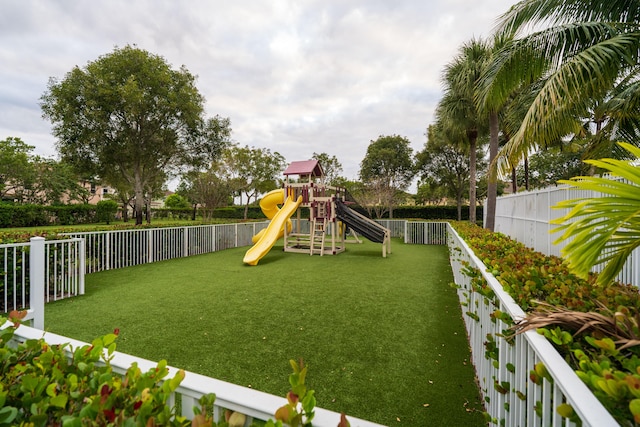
left=104, top=408, right=116, bottom=423
left=287, top=391, right=299, bottom=404
left=275, top=405, right=290, bottom=422
left=191, top=414, right=212, bottom=427
left=8, top=310, right=26, bottom=321
left=338, top=413, right=351, bottom=427
left=114, top=328, right=120, bottom=336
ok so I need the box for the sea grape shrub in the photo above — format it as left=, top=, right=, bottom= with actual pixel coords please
left=452, top=222, right=640, bottom=425
left=0, top=314, right=217, bottom=426
left=451, top=221, right=640, bottom=312
left=0, top=315, right=349, bottom=427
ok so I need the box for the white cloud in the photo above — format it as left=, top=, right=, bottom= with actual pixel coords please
left=0, top=0, right=516, bottom=185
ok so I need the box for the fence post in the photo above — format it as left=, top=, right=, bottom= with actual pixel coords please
left=183, top=227, right=189, bottom=257
left=148, top=230, right=154, bottom=263
left=79, top=239, right=85, bottom=295
left=29, top=237, right=45, bottom=330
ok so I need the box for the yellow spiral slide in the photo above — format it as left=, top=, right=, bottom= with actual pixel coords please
left=243, top=189, right=302, bottom=266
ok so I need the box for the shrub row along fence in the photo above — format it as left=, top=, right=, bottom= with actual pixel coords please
left=447, top=224, right=615, bottom=426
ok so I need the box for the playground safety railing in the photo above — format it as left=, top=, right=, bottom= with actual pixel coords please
left=403, top=221, right=448, bottom=244
left=63, top=223, right=270, bottom=273
left=2, top=220, right=622, bottom=424
left=447, top=223, right=617, bottom=426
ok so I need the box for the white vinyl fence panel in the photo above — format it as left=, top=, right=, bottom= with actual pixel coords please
left=0, top=237, right=85, bottom=329
left=493, top=178, right=640, bottom=287
left=2, top=221, right=624, bottom=424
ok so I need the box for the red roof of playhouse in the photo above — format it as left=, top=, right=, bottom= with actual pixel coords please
left=283, top=160, right=324, bottom=177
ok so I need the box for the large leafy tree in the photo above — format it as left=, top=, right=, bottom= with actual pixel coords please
left=0, top=137, right=34, bottom=200
left=177, top=168, right=232, bottom=220
left=359, top=134, right=414, bottom=219
left=416, top=125, right=486, bottom=220
left=40, top=45, right=231, bottom=224
left=311, top=152, right=345, bottom=186
left=219, top=145, right=287, bottom=219
left=437, top=39, right=489, bottom=224
left=478, top=0, right=640, bottom=172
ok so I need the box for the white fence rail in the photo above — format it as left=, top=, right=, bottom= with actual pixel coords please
left=6, top=322, right=384, bottom=427
left=2, top=220, right=623, bottom=424
left=64, top=223, right=270, bottom=273
left=492, top=179, right=640, bottom=287
left=1, top=237, right=85, bottom=329
left=447, top=223, right=618, bottom=426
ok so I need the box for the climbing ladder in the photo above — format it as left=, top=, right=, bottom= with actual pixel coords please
left=310, top=217, right=327, bottom=255
left=310, top=201, right=328, bottom=256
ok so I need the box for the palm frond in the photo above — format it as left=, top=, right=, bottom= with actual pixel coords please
left=513, top=301, right=640, bottom=351
left=497, top=0, right=640, bottom=37
left=552, top=143, right=640, bottom=285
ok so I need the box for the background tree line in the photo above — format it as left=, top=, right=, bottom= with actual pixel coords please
left=11, top=17, right=620, bottom=228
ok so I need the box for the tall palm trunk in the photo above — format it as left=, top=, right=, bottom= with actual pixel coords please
left=467, top=129, right=478, bottom=223
left=485, top=111, right=499, bottom=231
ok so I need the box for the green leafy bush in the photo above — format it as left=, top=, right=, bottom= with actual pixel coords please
left=0, top=312, right=211, bottom=426
left=96, top=200, right=119, bottom=224
left=0, top=312, right=349, bottom=426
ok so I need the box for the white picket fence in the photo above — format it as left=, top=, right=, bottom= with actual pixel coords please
left=447, top=224, right=617, bottom=427
left=491, top=179, right=640, bottom=287
left=1, top=237, right=85, bottom=329
left=1, top=220, right=625, bottom=425
left=64, top=223, right=269, bottom=273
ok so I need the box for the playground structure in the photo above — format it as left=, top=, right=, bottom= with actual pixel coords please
left=243, top=159, right=391, bottom=265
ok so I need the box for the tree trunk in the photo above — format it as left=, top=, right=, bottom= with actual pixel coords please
left=511, top=168, right=517, bottom=193
left=485, top=112, right=499, bottom=231
left=456, top=174, right=463, bottom=221
left=145, top=199, right=151, bottom=224
left=122, top=202, right=129, bottom=222
left=524, top=156, right=530, bottom=190
left=133, top=170, right=144, bottom=226
left=192, top=204, right=197, bottom=221
left=467, top=129, right=478, bottom=224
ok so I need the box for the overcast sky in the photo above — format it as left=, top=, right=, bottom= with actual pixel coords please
left=0, top=0, right=515, bottom=186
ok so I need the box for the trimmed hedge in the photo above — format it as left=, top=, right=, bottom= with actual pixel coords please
left=0, top=203, right=97, bottom=227
left=0, top=202, right=482, bottom=228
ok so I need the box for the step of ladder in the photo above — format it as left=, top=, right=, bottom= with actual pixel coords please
left=310, top=218, right=327, bottom=256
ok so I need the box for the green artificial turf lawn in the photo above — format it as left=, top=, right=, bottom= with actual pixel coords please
left=45, top=239, right=485, bottom=426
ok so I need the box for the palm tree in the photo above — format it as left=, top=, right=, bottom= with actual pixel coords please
left=437, top=38, right=490, bottom=224
left=476, top=34, right=515, bottom=231
left=477, top=0, right=640, bottom=174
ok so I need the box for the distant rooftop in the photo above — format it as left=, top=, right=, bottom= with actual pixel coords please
left=283, top=160, right=324, bottom=177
